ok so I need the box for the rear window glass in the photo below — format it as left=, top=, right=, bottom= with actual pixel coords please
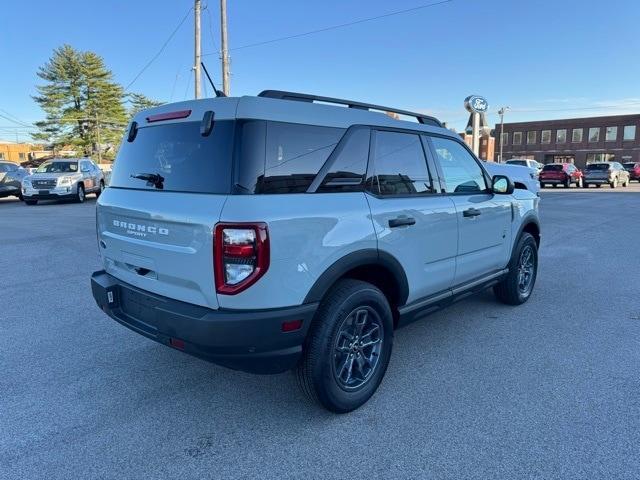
left=542, top=164, right=563, bottom=171
left=587, top=163, right=610, bottom=170
left=506, top=160, right=527, bottom=166
left=623, top=162, right=637, bottom=168
left=368, top=131, right=433, bottom=195
left=110, top=121, right=235, bottom=193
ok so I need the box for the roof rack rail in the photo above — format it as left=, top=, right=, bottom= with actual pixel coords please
left=258, top=90, right=442, bottom=127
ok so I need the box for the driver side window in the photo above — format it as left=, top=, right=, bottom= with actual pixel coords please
left=430, top=137, right=487, bottom=194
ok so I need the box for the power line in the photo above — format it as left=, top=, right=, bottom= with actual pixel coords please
left=0, top=109, right=31, bottom=127
left=124, top=5, right=193, bottom=91
left=202, top=0, right=452, bottom=55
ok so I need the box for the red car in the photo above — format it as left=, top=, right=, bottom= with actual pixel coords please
left=539, top=163, right=583, bottom=188
left=623, top=162, right=640, bottom=181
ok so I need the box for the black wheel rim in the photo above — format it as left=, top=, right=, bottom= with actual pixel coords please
left=332, top=306, right=384, bottom=391
left=517, top=245, right=535, bottom=295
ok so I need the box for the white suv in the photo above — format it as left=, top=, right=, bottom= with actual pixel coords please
left=91, top=91, right=541, bottom=412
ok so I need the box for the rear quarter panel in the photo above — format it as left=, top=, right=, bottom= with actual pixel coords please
left=218, top=192, right=377, bottom=309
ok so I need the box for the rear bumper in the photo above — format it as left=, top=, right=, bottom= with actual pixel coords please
left=583, top=178, right=609, bottom=184
left=91, top=270, right=317, bottom=374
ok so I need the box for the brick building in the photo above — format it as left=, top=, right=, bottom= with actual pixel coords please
left=494, top=113, right=640, bottom=168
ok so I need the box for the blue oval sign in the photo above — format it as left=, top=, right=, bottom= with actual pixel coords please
left=464, top=95, right=489, bottom=113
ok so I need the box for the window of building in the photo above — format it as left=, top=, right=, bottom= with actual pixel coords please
left=586, top=153, right=615, bottom=163
left=0, top=153, right=4, bottom=160
left=317, top=128, right=370, bottom=193
left=431, top=137, right=487, bottom=194
left=527, top=131, right=536, bottom=144
left=605, top=126, right=617, bottom=142
left=18, top=152, right=26, bottom=160
left=367, top=131, right=433, bottom=195
left=572, top=128, right=583, bottom=143
left=512, top=132, right=522, bottom=145
left=500, top=132, right=508, bottom=145
left=588, top=127, right=600, bottom=142
left=541, top=130, right=551, bottom=144
left=556, top=129, right=567, bottom=143
left=623, top=125, right=636, bottom=141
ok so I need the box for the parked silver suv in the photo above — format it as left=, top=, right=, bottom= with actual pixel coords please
left=91, top=91, right=541, bottom=412
left=22, top=158, right=105, bottom=205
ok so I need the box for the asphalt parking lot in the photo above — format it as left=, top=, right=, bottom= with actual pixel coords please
left=1, top=186, right=639, bottom=479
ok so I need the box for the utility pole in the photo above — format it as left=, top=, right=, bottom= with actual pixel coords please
left=220, top=0, right=230, bottom=96
left=498, top=106, right=510, bottom=163
left=194, top=0, right=202, bottom=99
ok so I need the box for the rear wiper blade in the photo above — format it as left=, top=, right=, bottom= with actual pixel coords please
left=130, top=172, right=164, bottom=189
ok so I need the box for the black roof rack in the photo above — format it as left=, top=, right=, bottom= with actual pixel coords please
left=258, top=90, right=442, bottom=127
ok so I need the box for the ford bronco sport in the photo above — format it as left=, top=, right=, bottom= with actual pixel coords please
left=91, top=90, right=541, bottom=413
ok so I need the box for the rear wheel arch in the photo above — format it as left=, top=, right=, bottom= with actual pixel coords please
left=304, top=250, right=409, bottom=325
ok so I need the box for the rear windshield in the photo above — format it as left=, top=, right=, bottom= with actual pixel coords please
left=506, top=160, right=527, bottom=166
left=623, top=162, right=637, bottom=168
left=110, top=121, right=234, bottom=193
left=587, top=163, right=610, bottom=170
left=542, top=164, right=563, bottom=171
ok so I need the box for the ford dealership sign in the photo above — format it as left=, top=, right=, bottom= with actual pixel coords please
left=464, top=95, right=489, bottom=113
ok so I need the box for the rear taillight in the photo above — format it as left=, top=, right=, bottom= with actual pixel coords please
left=214, top=223, right=269, bottom=295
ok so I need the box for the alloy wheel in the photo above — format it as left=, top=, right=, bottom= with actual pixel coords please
left=332, top=307, right=384, bottom=391
left=517, top=245, right=535, bottom=295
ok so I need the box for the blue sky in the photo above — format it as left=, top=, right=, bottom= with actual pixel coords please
left=1, top=0, right=639, bottom=141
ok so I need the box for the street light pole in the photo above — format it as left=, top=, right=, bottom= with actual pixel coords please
left=498, top=106, right=510, bottom=162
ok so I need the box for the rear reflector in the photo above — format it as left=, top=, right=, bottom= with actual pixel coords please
left=169, top=338, right=185, bottom=350
left=146, top=110, right=192, bottom=123
left=281, top=320, right=303, bottom=332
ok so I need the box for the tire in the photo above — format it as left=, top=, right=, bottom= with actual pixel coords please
left=296, top=279, right=394, bottom=413
left=623, top=178, right=629, bottom=187
left=597, top=184, right=602, bottom=188
left=564, top=177, right=571, bottom=188
left=610, top=178, right=617, bottom=189
left=95, top=180, right=105, bottom=198
left=494, top=232, right=538, bottom=305
left=75, top=183, right=85, bottom=203
left=540, top=183, right=546, bottom=188
left=24, top=199, right=38, bottom=206
left=583, top=182, right=589, bottom=188
left=552, top=183, right=557, bottom=188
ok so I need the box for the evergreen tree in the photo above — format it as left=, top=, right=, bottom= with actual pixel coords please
left=33, top=45, right=127, bottom=160
left=128, top=93, right=164, bottom=117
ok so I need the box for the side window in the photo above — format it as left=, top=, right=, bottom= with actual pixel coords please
left=368, top=130, right=433, bottom=195
left=260, top=122, right=344, bottom=194
left=430, top=136, right=487, bottom=194
left=317, top=128, right=369, bottom=193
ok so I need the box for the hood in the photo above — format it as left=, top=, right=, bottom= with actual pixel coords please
left=483, top=162, right=536, bottom=180
left=28, top=171, right=81, bottom=179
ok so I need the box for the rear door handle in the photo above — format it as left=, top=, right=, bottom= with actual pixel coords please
left=389, top=216, right=416, bottom=228
left=463, top=208, right=482, bottom=218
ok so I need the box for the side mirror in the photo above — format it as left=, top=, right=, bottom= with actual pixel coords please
left=492, top=175, right=514, bottom=194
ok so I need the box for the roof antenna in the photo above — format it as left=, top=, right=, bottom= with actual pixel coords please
left=201, top=62, right=225, bottom=97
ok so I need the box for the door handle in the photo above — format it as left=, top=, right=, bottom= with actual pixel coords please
left=388, top=216, right=416, bottom=228
left=463, top=208, right=482, bottom=218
